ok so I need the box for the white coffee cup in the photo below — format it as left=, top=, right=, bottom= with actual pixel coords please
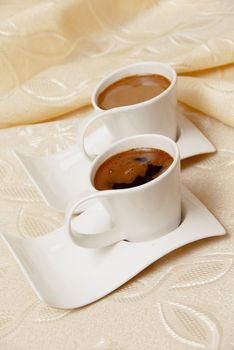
left=67, top=134, right=181, bottom=248
left=80, top=61, right=177, bottom=161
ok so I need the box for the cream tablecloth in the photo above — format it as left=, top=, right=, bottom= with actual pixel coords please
left=0, top=1, right=234, bottom=349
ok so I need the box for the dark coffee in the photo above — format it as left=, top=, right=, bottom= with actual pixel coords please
left=97, top=74, right=171, bottom=110
left=94, top=148, right=173, bottom=191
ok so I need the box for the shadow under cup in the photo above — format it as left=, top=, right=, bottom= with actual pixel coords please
left=90, top=134, right=181, bottom=243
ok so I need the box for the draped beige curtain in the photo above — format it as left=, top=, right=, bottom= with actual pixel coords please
left=0, top=0, right=233, bottom=128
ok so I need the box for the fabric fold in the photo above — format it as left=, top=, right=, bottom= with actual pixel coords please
left=0, top=0, right=233, bottom=128
left=177, top=76, right=234, bottom=127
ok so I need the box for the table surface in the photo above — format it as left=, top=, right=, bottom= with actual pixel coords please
left=0, top=104, right=233, bottom=350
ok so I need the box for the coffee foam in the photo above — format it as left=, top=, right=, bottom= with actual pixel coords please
left=94, top=148, right=173, bottom=190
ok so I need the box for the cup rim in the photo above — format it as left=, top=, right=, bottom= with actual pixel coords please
left=91, top=61, right=177, bottom=112
left=90, top=134, right=180, bottom=196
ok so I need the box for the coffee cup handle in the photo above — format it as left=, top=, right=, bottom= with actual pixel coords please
left=66, top=192, right=125, bottom=248
left=80, top=110, right=114, bottom=162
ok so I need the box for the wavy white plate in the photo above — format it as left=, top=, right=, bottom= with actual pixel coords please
left=14, top=115, right=215, bottom=212
left=0, top=186, right=225, bottom=309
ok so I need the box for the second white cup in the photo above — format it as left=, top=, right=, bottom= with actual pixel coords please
left=81, top=61, right=177, bottom=161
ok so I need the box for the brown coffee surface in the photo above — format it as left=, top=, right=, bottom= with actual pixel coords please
left=94, top=148, right=173, bottom=190
left=97, top=74, right=171, bottom=110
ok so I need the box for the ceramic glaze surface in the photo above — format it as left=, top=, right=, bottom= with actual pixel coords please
left=1, top=186, right=225, bottom=309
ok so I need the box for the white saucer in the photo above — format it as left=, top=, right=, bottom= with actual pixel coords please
left=0, top=186, right=225, bottom=309
left=14, top=115, right=215, bottom=212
